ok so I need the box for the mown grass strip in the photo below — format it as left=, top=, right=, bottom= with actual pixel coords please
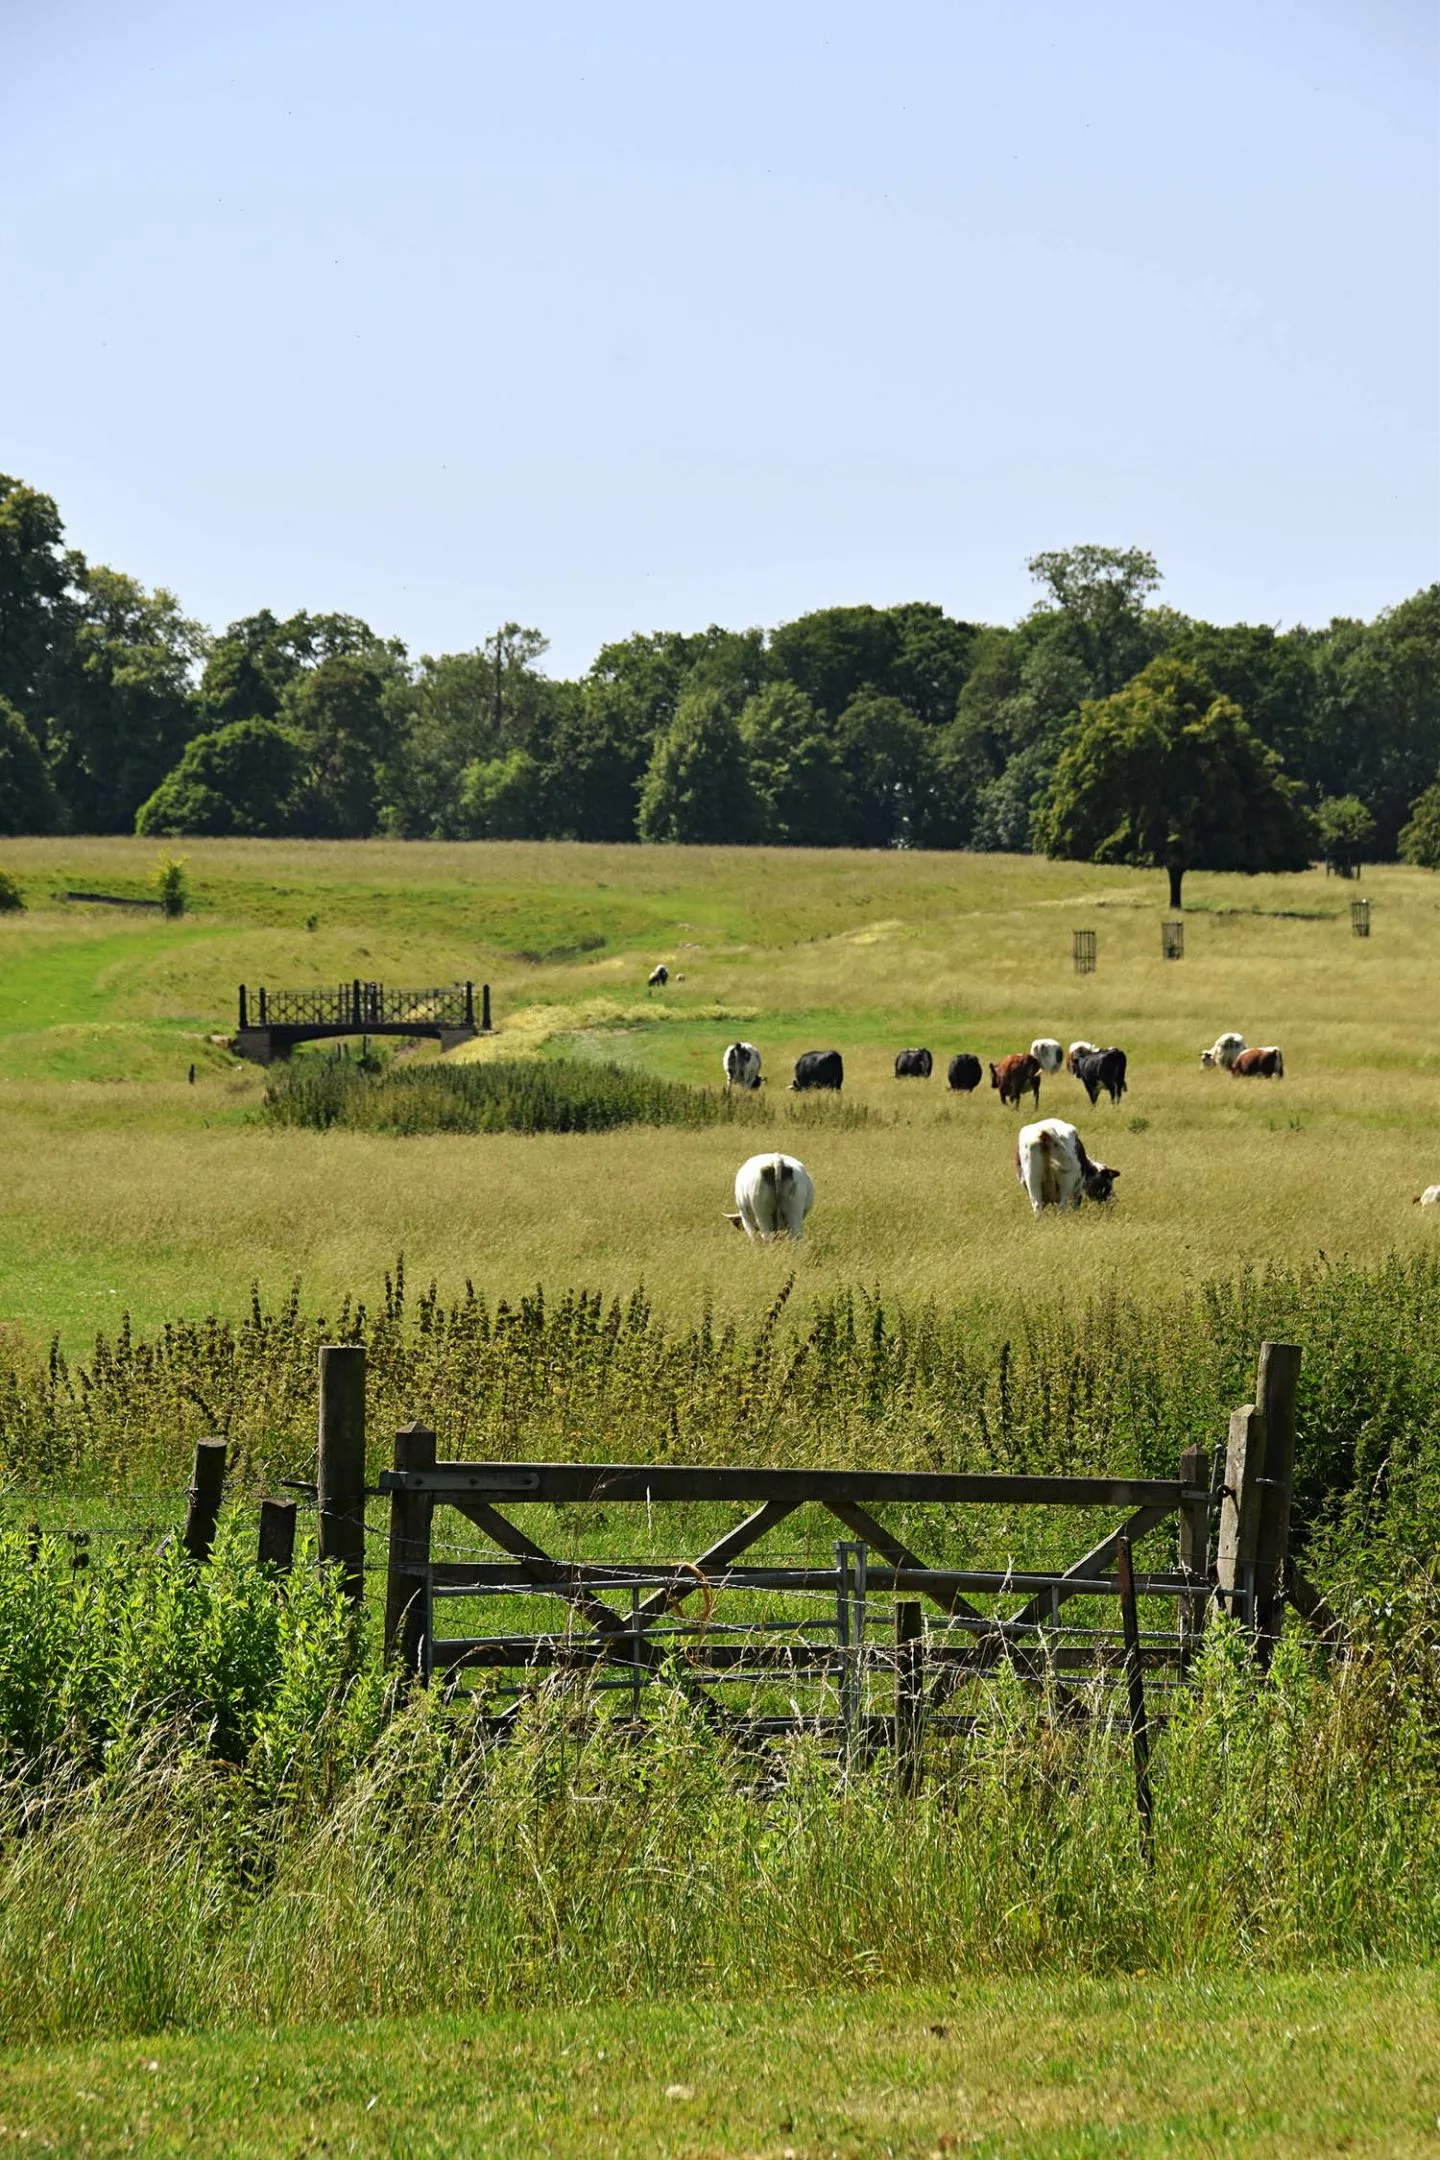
left=0, top=1972, right=1434, bottom=2157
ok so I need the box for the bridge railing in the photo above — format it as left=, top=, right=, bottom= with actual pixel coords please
left=241, top=982, right=477, bottom=1029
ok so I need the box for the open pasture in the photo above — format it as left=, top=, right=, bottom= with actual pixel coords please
left=2, top=838, right=1440, bottom=1344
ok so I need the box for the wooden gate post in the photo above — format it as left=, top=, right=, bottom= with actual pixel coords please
left=384, top=1421, right=436, bottom=1673
left=894, top=1601, right=924, bottom=1797
left=183, top=1438, right=227, bottom=1563
left=317, top=1344, right=367, bottom=1608
left=1178, top=1444, right=1211, bottom=1661
left=257, top=1498, right=297, bottom=1572
left=1216, top=1404, right=1265, bottom=1626
left=1253, top=1340, right=1303, bottom=1661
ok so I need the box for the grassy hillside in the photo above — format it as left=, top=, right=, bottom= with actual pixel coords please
left=0, top=841, right=1419, bottom=1336
left=2, top=839, right=1438, bottom=1343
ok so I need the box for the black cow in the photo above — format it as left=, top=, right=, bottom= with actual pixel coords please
left=894, top=1048, right=933, bottom=1079
left=947, top=1054, right=982, bottom=1093
left=1073, top=1046, right=1127, bottom=1106
left=789, top=1049, right=844, bottom=1092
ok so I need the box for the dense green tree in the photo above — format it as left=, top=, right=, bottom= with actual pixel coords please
left=1306, top=587, right=1440, bottom=851
left=1026, top=545, right=1162, bottom=696
left=199, top=610, right=388, bottom=729
left=0, top=696, right=59, bottom=833
left=1035, top=657, right=1313, bottom=909
left=0, top=475, right=79, bottom=724
left=281, top=654, right=396, bottom=837
left=44, top=566, right=209, bottom=831
left=1313, top=795, right=1376, bottom=879
left=769, top=602, right=975, bottom=727
left=539, top=687, right=649, bottom=842
left=740, top=682, right=846, bottom=845
left=638, top=690, right=755, bottom=844
left=1399, top=779, right=1440, bottom=870
left=833, top=692, right=933, bottom=848
left=455, top=748, right=550, bottom=839
left=134, top=718, right=305, bottom=837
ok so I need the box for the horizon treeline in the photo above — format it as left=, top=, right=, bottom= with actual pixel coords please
left=2, top=472, right=1438, bottom=871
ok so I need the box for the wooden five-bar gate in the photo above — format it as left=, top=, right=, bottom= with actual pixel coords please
left=377, top=1342, right=1329, bottom=1781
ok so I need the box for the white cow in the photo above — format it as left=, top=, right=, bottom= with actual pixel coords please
left=1201, top=1032, right=1245, bottom=1069
left=725, top=1152, right=814, bottom=1241
left=1066, top=1040, right=1101, bottom=1074
left=723, top=1041, right=763, bottom=1090
left=1416, top=1187, right=1440, bottom=1208
left=1030, top=1038, right=1064, bottom=1074
left=1016, top=1119, right=1120, bottom=1215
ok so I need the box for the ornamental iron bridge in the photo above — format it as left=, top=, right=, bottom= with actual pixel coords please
left=234, top=979, right=491, bottom=1063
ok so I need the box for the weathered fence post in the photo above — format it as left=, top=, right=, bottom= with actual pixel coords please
left=464, top=980, right=475, bottom=1028
left=1253, top=1340, right=1303, bottom=1661
left=481, top=982, right=492, bottom=1031
left=384, top=1421, right=436, bottom=1673
left=895, top=1600, right=924, bottom=1797
left=238, top=984, right=248, bottom=1030
left=1178, top=1443, right=1211, bottom=1660
left=1114, top=1533, right=1153, bottom=1860
left=183, top=1438, right=227, bottom=1563
left=257, top=1498, right=297, bottom=1573
left=317, top=1344, right=367, bottom=1609
left=1216, top=1403, right=1265, bottom=1625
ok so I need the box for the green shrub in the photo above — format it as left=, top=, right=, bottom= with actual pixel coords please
left=259, top=1056, right=773, bottom=1137
left=152, top=855, right=188, bottom=918
left=0, top=870, right=24, bottom=913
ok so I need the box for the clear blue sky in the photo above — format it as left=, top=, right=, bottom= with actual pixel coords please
left=5, top=0, right=1436, bottom=674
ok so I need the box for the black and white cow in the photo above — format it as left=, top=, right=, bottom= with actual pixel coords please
left=723, top=1041, right=763, bottom=1090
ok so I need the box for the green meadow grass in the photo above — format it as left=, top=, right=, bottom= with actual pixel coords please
left=1, top=837, right=1439, bottom=1345
left=1, top=1971, right=1435, bottom=2157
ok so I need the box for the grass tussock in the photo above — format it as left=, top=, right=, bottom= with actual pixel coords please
left=260, top=1055, right=773, bottom=1137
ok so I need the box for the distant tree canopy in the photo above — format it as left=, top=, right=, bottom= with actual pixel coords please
left=2, top=473, right=1438, bottom=874
left=1035, top=657, right=1315, bottom=909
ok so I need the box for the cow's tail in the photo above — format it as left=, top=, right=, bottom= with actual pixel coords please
left=759, top=1153, right=789, bottom=1234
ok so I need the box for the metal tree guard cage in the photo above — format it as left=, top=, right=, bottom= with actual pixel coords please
left=1073, top=929, right=1097, bottom=975
left=1351, top=899, right=1371, bottom=938
left=1162, top=921, right=1185, bottom=961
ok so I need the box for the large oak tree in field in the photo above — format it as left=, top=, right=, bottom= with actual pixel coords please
left=1035, top=657, right=1313, bottom=909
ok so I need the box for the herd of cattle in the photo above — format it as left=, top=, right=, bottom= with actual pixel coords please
left=718, top=1028, right=1288, bottom=1238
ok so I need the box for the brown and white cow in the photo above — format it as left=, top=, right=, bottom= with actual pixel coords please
left=1231, top=1046, right=1284, bottom=1078
left=990, top=1052, right=1042, bottom=1110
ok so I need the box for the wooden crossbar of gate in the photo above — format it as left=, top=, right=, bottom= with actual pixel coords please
left=378, top=1342, right=1314, bottom=1781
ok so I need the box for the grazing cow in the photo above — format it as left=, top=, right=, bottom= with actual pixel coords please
left=1072, top=1046, right=1128, bottom=1106
left=1030, top=1038, right=1064, bottom=1074
left=1200, top=1032, right=1245, bottom=1069
left=789, top=1049, right=844, bottom=1092
left=1415, top=1187, right=1440, bottom=1208
left=725, top=1152, right=815, bottom=1240
left=1231, top=1046, right=1284, bottom=1078
left=723, top=1041, right=763, bottom=1090
left=647, top=964, right=669, bottom=988
left=894, top=1048, right=933, bottom=1079
left=947, top=1053, right=983, bottom=1093
left=1016, top=1119, right=1120, bottom=1215
left=989, top=1052, right=1042, bottom=1110
left=1066, top=1040, right=1101, bottom=1074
